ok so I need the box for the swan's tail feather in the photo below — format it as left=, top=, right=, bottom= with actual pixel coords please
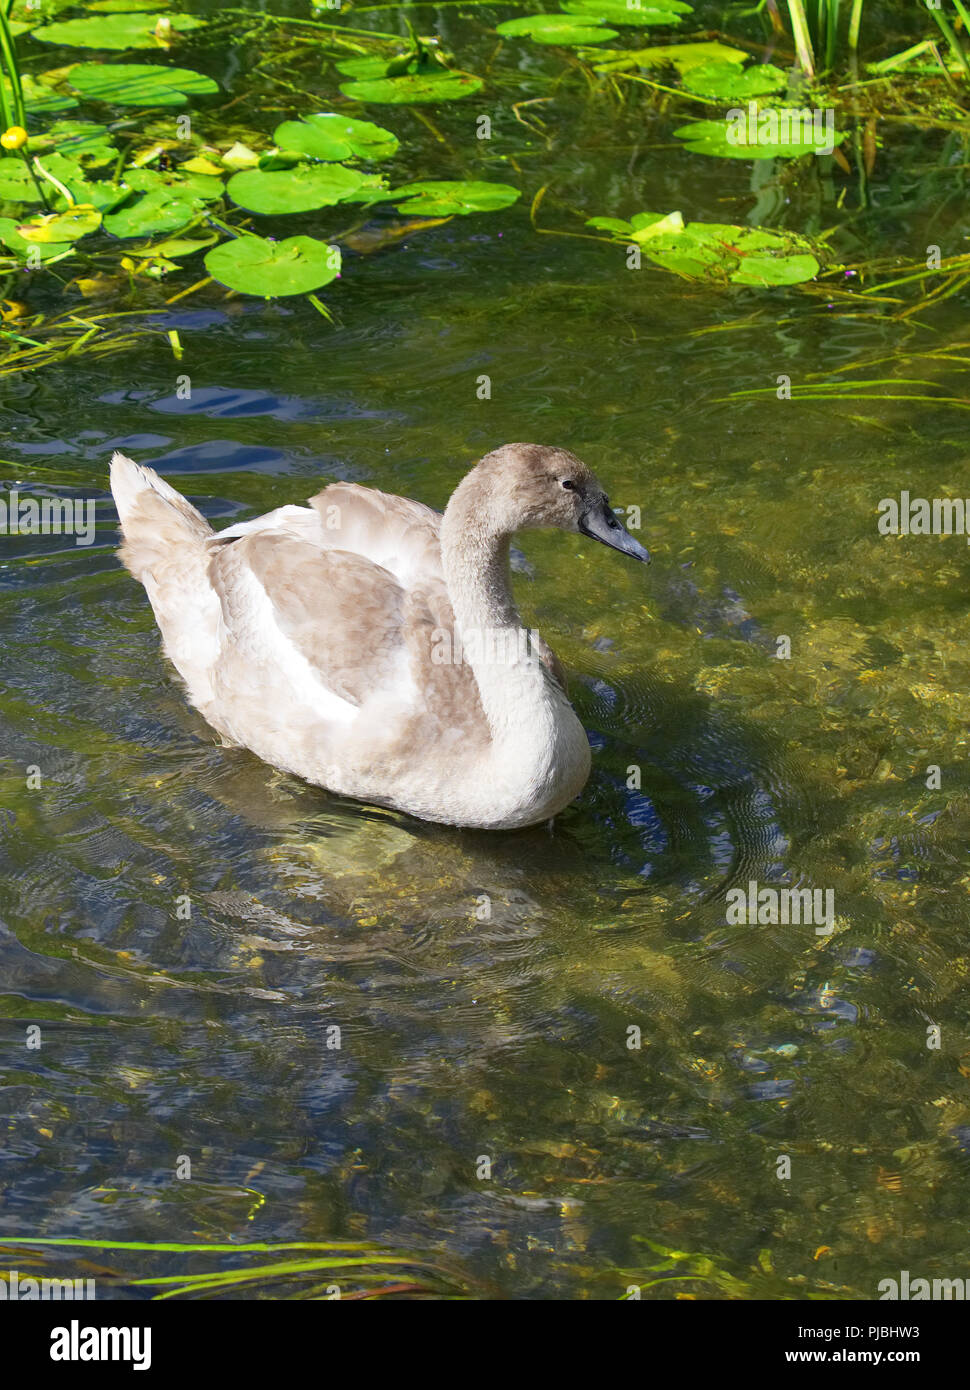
left=110, top=451, right=212, bottom=581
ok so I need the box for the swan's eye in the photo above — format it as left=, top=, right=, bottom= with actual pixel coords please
left=561, top=479, right=576, bottom=491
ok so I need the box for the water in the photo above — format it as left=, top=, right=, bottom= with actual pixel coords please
left=2, top=2, right=970, bottom=1299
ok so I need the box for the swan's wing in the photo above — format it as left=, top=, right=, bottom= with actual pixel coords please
left=307, top=481, right=443, bottom=589
left=208, top=531, right=407, bottom=709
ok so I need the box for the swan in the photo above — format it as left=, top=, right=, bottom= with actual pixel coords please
left=110, top=443, right=649, bottom=830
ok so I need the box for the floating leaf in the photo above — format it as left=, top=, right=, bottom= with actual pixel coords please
left=33, top=13, right=205, bottom=48
left=125, top=165, right=223, bottom=201
left=589, top=210, right=820, bottom=285
left=339, top=72, right=483, bottom=103
left=675, top=110, right=845, bottom=158
left=38, top=152, right=129, bottom=211
left=681, top=60, right=788, bottom=98
left=587, top=209, right=684, bottom=240
left=273, top=113, right=399, bottom=163
left=70, top=62, right=219, bottom=107
left=4, top=73, right=79, bottom=114
left=496, top=14, right=617, bottom=44
left=382, top=180, right=521, bottom=216
left=562, top=0, right=690, bottom=27
left=17, top=206, right=102, bottom=241
left=226, top=163, right=372, bottom=215
left=31, top=120, right=115, bottom=164
left=129, top=229, right=217, bottom=257
left=7, top=0, right=76, bottom=19
left=86, top=0, right=176, bottom=10
left=0, top=158, right=44, bottom=203
left=104, top=186, right=202, bottom=236
left=205, top=234, right=341, bottom=297
left=591, top=40, right=747, bottom=74
left=0, top=216, right=73, bottom=260
left=220, top=141, right=260, bottom=171
left=335, top=56, right=398, bottom=79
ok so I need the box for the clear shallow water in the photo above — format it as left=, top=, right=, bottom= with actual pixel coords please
left=2, top=2, right=970, bottom=1299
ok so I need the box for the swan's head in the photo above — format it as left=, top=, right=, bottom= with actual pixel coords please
left=475, top=442, right=650, bottom=562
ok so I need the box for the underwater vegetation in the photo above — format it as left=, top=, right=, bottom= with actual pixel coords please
left=0, top=0, right=968, bottom=376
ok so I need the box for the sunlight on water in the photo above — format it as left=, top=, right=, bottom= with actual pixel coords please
left=1, top=0, right=970, bottom=1302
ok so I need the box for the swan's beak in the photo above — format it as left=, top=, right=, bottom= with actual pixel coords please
left=579, top=498, right=650, bottom=563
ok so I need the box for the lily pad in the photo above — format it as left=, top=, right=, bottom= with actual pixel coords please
left=86, top=0, right=175, bottom=9
left=589, top=210, right=820, bottom=285
left=561, top=0, right=690, bottom=27
left=676, top=111, right=845, bottom=158
left=0, top=216, right=74, bottom=260
left=34, top=151, right=129, bottom=211
left=125, top=165, right=223, bottom=201
left=339, top=72, right=484, bottom=103
left=0, top=158, right=44, bottom=203
left=588, top=209, right=685, bottom=240
left=70, top=62, right=219, bottom=107
left=104, top=186, right=203, bottom=236
left=130, top=230, right=217, bottom=258
left=273, top=113, right=399, bottom=163
left=4, top=73, right=79, bottom=114
left=591, top=41, right=747, bottom=74
left=383, top=180, right=521, bottom=216
left=32, top=120, right=115, bottom=164
left=681, top=61, right=788, bottom=98
left=17, top=206, right=102, bottom=242
left=226, top=163, right=372, bottom=215
left=33, top=13, right=205, bottom=47
left=496, top=14, right=617, bottom=45
left=204, top=234, right=341, bottom=297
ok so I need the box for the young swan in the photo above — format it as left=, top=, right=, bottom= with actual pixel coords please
left=111, top=443, right=649, bottom=830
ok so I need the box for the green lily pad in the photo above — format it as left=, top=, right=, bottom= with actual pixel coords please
left=33, top=13, right=205, bottom=47
left=587, top=209, right=685, bottom=240
left=32, top=151, right=128, bottom=211
left=130, top=229, right=217, bottom=258
left=681, top=60, right=788, bottom=98
left=125, top=165, right=223, bottom=201
left=17, top=206, right=102, bottom=242
left=104, top=186, right=203, bottom=236
left=561, top=0, right=690, bottom=27
left=0, top=216, right=74, bottom=260
left=273, top=113, right=399, bottom=162
left=4, top=73, right=79, bottom=114
left=589, top=210, right=820, bottom=285
left=204, top=234, right=341, bottom=297
left=0, top=158, right=44, bottom=204
left=70, top=62, right=219, bottom=107
left=7, top=0, right=76, bottom=19
left=496, top=14, right=617, bottom=44
left=675, top=111, right=845, bottom=158
left=86, top=0, right=175, bottom=10
left=335, top=56, right=400, bottom=79
left=383, top=180, right=521, bottom=216
left=32, top=120, right=115, bottom=164
left=591, top=40, right=747, bottom=74
left=339, top=72, right=484, bottom=103
left=226, top=163, right=371, bottom=215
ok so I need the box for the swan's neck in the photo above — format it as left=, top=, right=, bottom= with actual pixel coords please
left=439, top=481, right=590, bottom=824
left=440, top=496, right=545, bottom=732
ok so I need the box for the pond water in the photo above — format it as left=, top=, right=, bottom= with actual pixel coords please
left=2, top=1, right=970, bottom=1299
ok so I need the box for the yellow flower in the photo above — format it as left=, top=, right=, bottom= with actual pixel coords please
left=1, top=126, right=29, bottom=152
